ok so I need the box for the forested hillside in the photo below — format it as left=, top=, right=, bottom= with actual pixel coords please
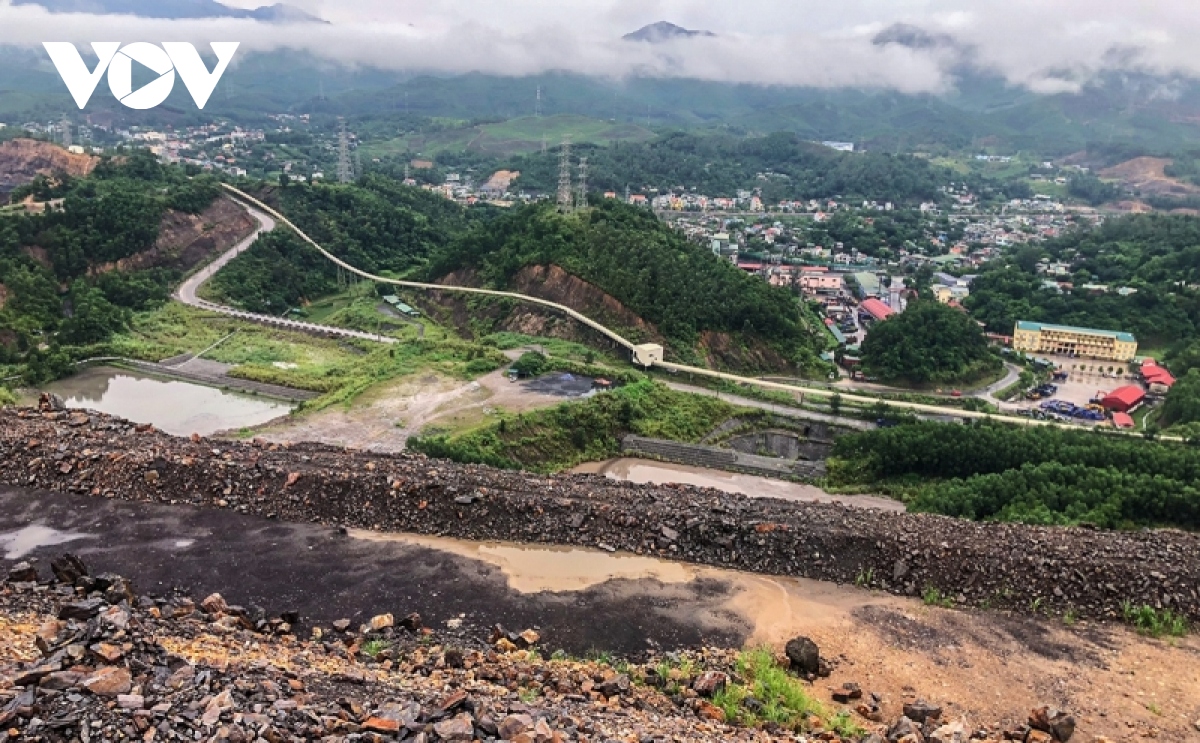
left=508, top=132, right=948, bottom=203
left=0, top=149, right=227, bottom=379
left=860, top=300, right=1000, bottom=385
left=207, top=175, right=478, bottom=313
left=965, top=214, right=1200, bottom=358
left=830, top=422, right=1200, bottom=529
left=427, top=199, right=828, bottom=372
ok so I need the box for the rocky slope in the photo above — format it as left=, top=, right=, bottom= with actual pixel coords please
left=0, top=139, right=98, bottom=197
left=1, top=403, right=1197, bottom=627
left=427, top=265, right=665, bottom=353
left=428, top=265, right=795, bottom=370
left=2, top=552, right=1092, bottom=743
left=87, top=197, right=258, bottom=276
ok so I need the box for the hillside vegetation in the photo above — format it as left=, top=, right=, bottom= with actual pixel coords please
left=409, top=379, right=741, bottom=473
left=965, top=214, right=1200, bottom=351
left=509, top=131, right=947, bottom=203
left=0, top=149, right=224, bottom=379
left=830, top=422, right=1200, bottom=529
left=860, top=300, right=1001, bottom=385
left=363, top=114, right=656, bottom=158
left=427, top=199, right=829, bottom=372
left=207, top=175, right=475, bottom=313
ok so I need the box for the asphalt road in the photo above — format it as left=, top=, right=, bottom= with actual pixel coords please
left=663, top=380, right=875, bottom=430
left=174, top=203, right=398, bottom=345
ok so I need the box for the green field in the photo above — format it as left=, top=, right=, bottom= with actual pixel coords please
left=101, top=303, right=507, bottom=408
left=363, top=114, right=656, bottom=158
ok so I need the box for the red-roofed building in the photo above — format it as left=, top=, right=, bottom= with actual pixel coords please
left=859, top=297, right=896, bottom=323
left=1101, top=385, right=1145, bottom=413
left=1112, top=412, right=1135, bottom=429
left=1140, top=360, right=1176, bottom=392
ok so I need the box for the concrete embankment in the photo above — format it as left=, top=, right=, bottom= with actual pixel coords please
left=621, top=435, right=827, bottom=479
left=1, top=406, right=1197, bottom=623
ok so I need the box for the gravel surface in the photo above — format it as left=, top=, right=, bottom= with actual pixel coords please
left=1, top=403, right=1197, bottom=626
left=0, top=554, right=1088, bottom=743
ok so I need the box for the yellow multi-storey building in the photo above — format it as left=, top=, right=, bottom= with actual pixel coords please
left=1012, top=321, right=1137, bottom=362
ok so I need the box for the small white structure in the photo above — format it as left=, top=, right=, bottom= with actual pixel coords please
left=632, top=343, right=663, bottom=367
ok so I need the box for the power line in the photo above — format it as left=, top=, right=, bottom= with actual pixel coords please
left=576, top=156, right=588, bottom=210
left=337, top=119, right=354, bottom=184
left=556, top=138, right=573, bottom=213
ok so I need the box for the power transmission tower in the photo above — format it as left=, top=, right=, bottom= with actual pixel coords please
left=624, top=184, right=630, bottom=204
left=576, top=156, right=588, bottom=210
left=541, top=135, right=547, bottom=154
left=404, top=163, right=411, bottom=182
left=60, top=115, right=71, bottom=149
left=556, top=139, right=573, bottom=213
left=535, top=85, right=542, bottom=118
left=336, top=119, right=354, bottom=184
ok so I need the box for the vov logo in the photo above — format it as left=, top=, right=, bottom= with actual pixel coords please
left=43, top=42, right=240, bottom=110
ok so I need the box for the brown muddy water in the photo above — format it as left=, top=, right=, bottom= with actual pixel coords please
left=349, top=529, right=904, bottom=647
left=26, top=367, right=292, bottom=437
left=572, top=458, right=903, bottom=512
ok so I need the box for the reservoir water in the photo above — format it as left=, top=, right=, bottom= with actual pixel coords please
left=572, top=457, right=903, bottom=511
left=30, top=367, right=292, bottom=437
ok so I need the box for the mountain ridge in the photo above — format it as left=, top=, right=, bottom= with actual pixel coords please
left=623, top=21, right=716, bottom=43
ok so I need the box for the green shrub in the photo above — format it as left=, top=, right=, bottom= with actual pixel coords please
left=409, top=380, right=740, bottom=473
left=831, top=421, right=1200, bottom=529
left=1122, top=602, right=1190, bottom=638
left=511, top=351, right=548, bottom=377
left=711, top=647, right=861, bottom=736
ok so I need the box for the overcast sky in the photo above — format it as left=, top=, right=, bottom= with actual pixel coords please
left=2, top=0, right=1199, bottom=94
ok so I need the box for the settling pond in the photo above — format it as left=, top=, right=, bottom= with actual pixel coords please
left=26, top=366, right=293, bottom=437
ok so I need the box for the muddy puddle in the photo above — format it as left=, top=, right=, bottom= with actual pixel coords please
left=350, top=529, right=904, bottom=646
left=29, top=367, right=293, bottom=437
left=0, top=524, right=96, bottom=560
left=572, top=458, right=903, bottom=512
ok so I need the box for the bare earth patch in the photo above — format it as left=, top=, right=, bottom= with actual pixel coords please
left=251, top=366, right=574, bottom=452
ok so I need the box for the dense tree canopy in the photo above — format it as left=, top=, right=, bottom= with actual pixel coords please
left=831, top=422, right=1200, bottom=528
left=860, top=299, right=999, bottom=384
left=965, top=214, right=1200, bottom=348
left=510, top=132, right=950, bottom=203
left=0, top=151, right=222, bottom=362
left=209, top=175, right=472, bottom=312
left=428, top=199, right=827, bottom=371
left=1162, top=369, right=1200, bottom=429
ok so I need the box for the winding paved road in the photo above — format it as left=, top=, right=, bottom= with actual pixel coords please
left=173, top=205, right=397, bottom=345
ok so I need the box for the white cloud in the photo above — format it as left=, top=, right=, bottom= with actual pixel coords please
left=3, top=0, right=1200, bottom=94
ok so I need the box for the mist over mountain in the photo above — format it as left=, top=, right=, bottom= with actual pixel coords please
left=623, top=22, right=716, bottom=43
left=10, top=0, right=325, bottom=23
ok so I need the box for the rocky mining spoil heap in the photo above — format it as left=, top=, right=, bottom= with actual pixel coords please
left=1, top=554, right=1085, bottom=742
left=0, top=404, right=1197, bottom=625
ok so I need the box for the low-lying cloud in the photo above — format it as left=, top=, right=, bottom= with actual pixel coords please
left=3, top=0, right=1200, bottom=95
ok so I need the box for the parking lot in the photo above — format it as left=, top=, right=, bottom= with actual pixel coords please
left=1006, top=355, right=1139, bottom=424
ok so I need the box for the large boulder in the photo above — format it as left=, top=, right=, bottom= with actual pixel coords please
left=784, top=635, right=820, bottom=675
